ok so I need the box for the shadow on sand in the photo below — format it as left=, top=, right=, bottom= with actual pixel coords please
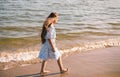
left=16, top=72, right=68, bottom=77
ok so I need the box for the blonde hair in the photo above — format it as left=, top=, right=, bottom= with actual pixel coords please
left=41, top=12, right=58, bottom=44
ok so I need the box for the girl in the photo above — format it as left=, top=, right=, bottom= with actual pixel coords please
left=38, top=12, right=68, bottom=75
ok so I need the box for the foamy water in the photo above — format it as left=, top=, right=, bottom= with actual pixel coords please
left=0, top=38, right=120, bottom=63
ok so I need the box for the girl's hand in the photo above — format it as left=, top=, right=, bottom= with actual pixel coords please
left=52, top=48, right=55, bottom=52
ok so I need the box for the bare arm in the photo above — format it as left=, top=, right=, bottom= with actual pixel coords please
left=48, top=39, right=55, bottom=52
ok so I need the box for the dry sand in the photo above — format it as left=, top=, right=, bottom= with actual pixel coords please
left=0, top=47, right=120, bottom=77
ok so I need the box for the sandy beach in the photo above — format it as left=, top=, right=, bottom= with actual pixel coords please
left=0, top=47, right=120, bottom=77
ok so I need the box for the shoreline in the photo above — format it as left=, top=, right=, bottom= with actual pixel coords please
left=0, top=47, right=120, bottom=77
left=0, top=38, right=120, bottom=70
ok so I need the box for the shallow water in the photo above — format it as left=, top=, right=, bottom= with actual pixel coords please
left=0, top=38, right=120, bottom=70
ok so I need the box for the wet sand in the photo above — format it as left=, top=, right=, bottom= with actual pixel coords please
left=0, top=47, right=120, bottom=77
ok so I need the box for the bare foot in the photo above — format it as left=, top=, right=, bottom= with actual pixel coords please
left=40, top=70, right=50, bottom=75
left=60, top=68, right=68, bottom=74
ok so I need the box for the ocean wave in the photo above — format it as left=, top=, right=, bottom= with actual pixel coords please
left=0, top=38, right=120, bottom=63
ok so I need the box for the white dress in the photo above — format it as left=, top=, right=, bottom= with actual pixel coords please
left=38, top=24, right=61, bottom=60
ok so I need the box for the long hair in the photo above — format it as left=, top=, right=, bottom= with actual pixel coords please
left=41, top=12, right=58, bottom=44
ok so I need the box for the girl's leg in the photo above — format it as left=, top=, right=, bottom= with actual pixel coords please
left=57, top=57, right=68, bottom=73
left=57, top=57, right=63, bottom=71
left=40, top=60, right=47, bottom=73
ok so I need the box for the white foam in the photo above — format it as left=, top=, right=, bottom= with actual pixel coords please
left=0, top=38, right=120, bottom=63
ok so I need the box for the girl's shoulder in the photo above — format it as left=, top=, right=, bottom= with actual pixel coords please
left=47, top=24, right=55, bottom=32
left=50, top=24, right=54, bottom=28
left=49, top=24, right=55, bottom=30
